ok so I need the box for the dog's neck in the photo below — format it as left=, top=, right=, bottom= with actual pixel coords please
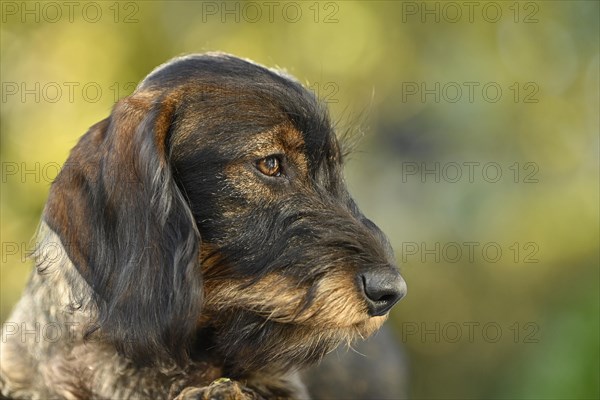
left=1, top=222, right=308, bottom=399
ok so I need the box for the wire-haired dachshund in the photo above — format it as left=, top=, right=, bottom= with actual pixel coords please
left=0, top=53, right=406, bottom=399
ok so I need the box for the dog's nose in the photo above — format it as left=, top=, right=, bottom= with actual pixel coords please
left=359, top=268, right=407, bottom=316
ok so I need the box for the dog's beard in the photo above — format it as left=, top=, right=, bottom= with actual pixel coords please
left=200, top=245, right=390, bottom=373
left=206, top=308, right=386, bottom=374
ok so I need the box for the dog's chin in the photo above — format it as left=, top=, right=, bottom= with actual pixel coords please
left=210, top=309, right=387, bottom=374
left=349, top=314, right=389, bottom=336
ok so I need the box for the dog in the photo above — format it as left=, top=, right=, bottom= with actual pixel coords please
left=0, top=53, right=407, bottom=399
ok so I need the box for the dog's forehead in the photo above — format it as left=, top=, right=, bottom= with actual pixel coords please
left=156, top=54, right=338, bottom=170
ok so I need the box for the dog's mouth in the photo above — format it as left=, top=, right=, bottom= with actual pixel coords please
left=202, top=272, right=384, bottom=331
left=202, top=306, right=388, bottom=374
left=199, top=269, right=393, bottom=373
left=241, top=304, right=388, bottom=332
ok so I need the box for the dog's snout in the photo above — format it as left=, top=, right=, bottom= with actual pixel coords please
left=359, top=267, right=406, bottom=316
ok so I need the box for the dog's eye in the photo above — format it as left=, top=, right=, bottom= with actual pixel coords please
left=256, top=156, right=283, bottom=177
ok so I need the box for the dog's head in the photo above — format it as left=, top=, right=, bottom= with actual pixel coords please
left=44, top=53, right=406, bottom=373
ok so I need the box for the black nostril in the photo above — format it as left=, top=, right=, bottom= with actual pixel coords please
left=360, top=267, right=407, bottom=317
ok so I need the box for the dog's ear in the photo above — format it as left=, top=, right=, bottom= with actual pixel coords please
left=44, top=91, right=201, bottom=365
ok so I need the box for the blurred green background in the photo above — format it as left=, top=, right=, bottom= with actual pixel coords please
left=1, top=1, right=598, bottom=399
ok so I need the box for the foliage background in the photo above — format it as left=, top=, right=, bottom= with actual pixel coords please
left=1, top=1, right=598, bottom=398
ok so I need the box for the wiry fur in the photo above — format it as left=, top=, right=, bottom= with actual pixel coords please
left=1, top=53, right=405, bottom=399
